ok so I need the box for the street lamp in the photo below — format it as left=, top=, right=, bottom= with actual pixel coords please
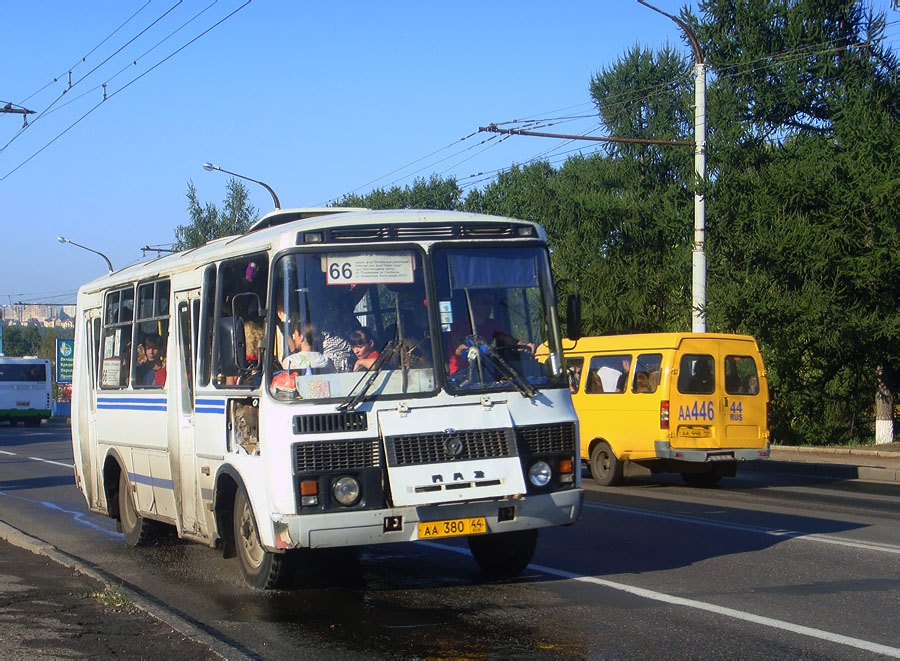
left=202, top=162, right=281, bottom=210
left=638, top=0, right=707, bottom=333
left=57, top=236, right=114, bottom=273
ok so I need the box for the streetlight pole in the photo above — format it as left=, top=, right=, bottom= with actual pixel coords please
left=57, top=236, right=114, bottom=273
left=637, top=0, right=707, bottom=333
left=202, top=162, right=281, bottom=210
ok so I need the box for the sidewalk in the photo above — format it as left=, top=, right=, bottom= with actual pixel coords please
left=758, top=441, right=900, bottom=484
left=0, top=523, right=243, bottom=660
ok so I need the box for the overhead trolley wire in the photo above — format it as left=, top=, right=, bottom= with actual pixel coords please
left=1, top=1, right=251, bottom=182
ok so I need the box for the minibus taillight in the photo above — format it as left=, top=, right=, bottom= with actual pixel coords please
left=766, top=401, right=771, bottom=432
left=660, top=400, right=670, bottom=430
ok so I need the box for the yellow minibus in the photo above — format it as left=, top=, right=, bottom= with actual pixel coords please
left=565, top=333, right=769, bottom=486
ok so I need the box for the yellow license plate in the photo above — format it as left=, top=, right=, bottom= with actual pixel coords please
left=679, top=426, right=711, bottom=438
left=417, top=516, right=486, bottom=539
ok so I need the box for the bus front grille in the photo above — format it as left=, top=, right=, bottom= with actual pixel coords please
left=385, top=428, right=514, bottom=466
left=293, top=438, right=381, bottom=473
left=517, top=423, right=577, bottom=455
left=293, top=411, right=367, bottom=435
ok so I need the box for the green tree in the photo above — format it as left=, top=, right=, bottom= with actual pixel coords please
left=335, top=175, right=462, bottom=210
left=174, top=179, right=258, bottom=250
left=690, top=0, right=900, bottom=445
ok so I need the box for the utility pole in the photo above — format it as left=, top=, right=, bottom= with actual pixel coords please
left=637, top=0, right=707, bottom=333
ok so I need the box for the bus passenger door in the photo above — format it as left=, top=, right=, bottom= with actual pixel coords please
left=172, top=293, right=203, bottom=537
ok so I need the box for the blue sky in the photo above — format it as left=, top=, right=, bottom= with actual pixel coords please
left=1, top=1, right=897, bottom=305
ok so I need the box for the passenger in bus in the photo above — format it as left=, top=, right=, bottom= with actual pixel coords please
left=448, top=289, right=523, bottom=374
left=281, top=322, right=332, bottom=373
left=319, top=297, right=360, bottom=372
left=351, top=327, right=381, bottom=371
left=742, top=374, right=760, bottom=395
left=633, top=371, right=652, bottom=393
left=136, top=333, right=166, bottom=386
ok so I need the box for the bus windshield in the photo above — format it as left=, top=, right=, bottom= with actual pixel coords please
left=267, top=245, right=565, bottom=402
left=434, top=245, right=564, bottom=393
left=269, top=249, right=436, bottom=402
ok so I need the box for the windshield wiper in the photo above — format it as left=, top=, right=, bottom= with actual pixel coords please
left=336, top=340, right=397, bottom=411
left=466, top=336, right=536, bottom=398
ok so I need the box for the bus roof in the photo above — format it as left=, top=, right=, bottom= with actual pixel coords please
left=564, top=332, right=760, bottom=353
left=75, top=208, right=547, bottom=296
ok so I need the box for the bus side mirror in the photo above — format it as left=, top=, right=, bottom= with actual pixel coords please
left=566, top=294, right=582, bottom=341
left=218, top=317, right=248, bottom=376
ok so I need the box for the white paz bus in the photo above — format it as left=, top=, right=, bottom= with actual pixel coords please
left=71, top=208, right=583, bottom=588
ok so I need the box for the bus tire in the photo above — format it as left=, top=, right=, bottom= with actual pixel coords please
left=467, top=529, right=538, bottom=579
left=118, top=471, right=156, bottom=547
left=233, top=488, right=294, bottom=589
left=590, top=442, right=623, bottom=486
left=681, top=470, right=722, bottom=487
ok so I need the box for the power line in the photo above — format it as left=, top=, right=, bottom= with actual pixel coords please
left=0, top=1, right=251, bottom=181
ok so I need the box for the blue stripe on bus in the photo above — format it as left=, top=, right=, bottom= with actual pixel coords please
left=196, top=398, right=226, bottom=415
left=128, top=472, right=174, bottom=491
left=97, top=396, right=167, bottom=412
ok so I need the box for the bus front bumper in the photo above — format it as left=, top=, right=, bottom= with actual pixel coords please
left=267, top=488, right=583, bottom=551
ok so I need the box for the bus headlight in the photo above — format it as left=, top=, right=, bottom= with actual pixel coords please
left=528, top=461, right=552, bottom=487
left=332, top=476, right=361, bottom=506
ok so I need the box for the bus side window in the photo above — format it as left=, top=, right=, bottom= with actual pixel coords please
left=632, top=353, right=662, bottom=394
left=133, top=279, right=170, bottom=388
left=100, top=287, right=133, bottom=389
left=565, top=357, right=584, bottom=393
left=587, top=354, right=631, bottom=394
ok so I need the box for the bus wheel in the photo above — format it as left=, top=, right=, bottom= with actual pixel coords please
left=118, top=471, right=156, bottom=547
left=590, top=442, right=623, bottom=486
left=233, top=488, right=294, bottom=589
left=467, top=529, right=538, bottom=579
left=681, top=470, right=722, bottom=487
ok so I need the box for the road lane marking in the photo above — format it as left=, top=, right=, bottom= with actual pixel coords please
left=0, top=449, right=74, bottom=469
left=28, top=456, right=75, bottom=469
left=584, top=501, right=900, bottom=555
left=425, top=541, right=900, bottom=658
left=534, top=563, right=900, bottom=658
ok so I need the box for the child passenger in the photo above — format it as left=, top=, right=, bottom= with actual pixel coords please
left=351, top=327, right=381, bottom=371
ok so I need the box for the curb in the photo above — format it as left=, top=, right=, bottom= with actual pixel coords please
left=743, top=458, right=900, bottom=484
left=774, top=445, right=900, bottom=460
left=0, top=521, right=250, bottom=661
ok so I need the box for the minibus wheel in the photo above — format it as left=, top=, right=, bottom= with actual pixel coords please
left=467, top=529, right=538, bottom=579
left=118, top=471, right=156, bottom=546
left=233, top=488, right=295, bottom=589
left=590, top=442, right=623, bottom=486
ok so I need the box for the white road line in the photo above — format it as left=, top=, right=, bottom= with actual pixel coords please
left=584, top=501, right=900, bottom=554
left=27, top=456, right=75, bottom=469
left=0, top=449, right=74, bottom=469
left=425, top=541, right=900, bottom=658
left=532, top=563, right=900, bottom=658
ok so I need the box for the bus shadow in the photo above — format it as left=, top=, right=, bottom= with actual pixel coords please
left=0, top=474, right=75, bottom=491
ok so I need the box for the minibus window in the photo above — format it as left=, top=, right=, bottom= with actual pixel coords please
left=725, top=355, right=759, bottom=395
left=586, top=355, right=631, bottom=394
left=678, top=354, right=715, bottom=394
left=566, top=357, right=584, bottom=393
left=632, top=353, right=662, bottom=393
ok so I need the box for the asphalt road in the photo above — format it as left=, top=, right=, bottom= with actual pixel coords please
left=2, top=422, right=899, bottom=659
